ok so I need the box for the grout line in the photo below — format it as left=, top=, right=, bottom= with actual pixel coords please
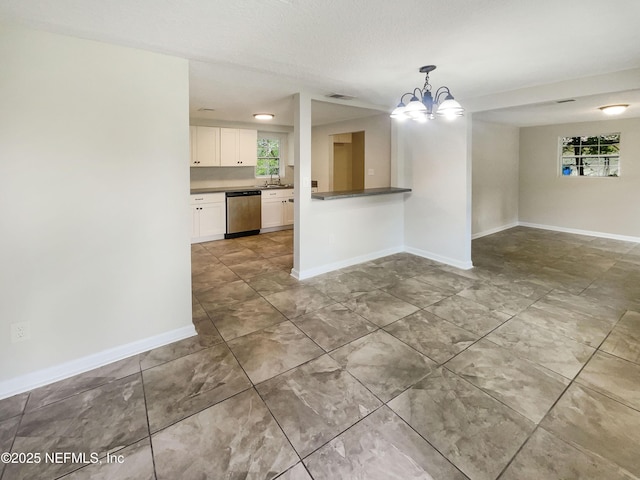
left=139, top=371, right=158, bottom=479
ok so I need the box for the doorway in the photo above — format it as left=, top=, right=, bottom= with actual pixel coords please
left=331, top=131, right=365, bottom=191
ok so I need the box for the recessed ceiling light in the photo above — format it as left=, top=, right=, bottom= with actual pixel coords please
left=599, top=104, right=629, bottom=115
left=253, top=113, right=274, bottom=120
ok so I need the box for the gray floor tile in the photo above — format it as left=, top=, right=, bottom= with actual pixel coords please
left=457, top=283, right=536, bottom=315
left=501, top=427, right=637, bottom=480
left=256, top=355, right=381, bottom=457
left=425, top=294, right=511, bottom=336
left=536, top=290, right=625, bottom=323
left=341, top=290, right=419, bottom=327
left=218, top=247, right=262, bottom=266
left=303, top=272, right=379, bottom=302
left=247, top=270, right=301, bottom=296
left=196, top=279, right=259, bottom=310
left=227, top=321, right=324, bottom=384
left=446, top=339, right=569, bottom=422
left=152, top=389, right=298, bottom=480
left=389, top=367, right=534, bottom=480
left=139, top=316, right=223, bottom=370
left=25, top=356, right=140, bottom=411
left=207, top=296, right=288, bottom=341
left=374, top=255, right=438, bottom=278
left=265, top=285, right=335, bottom=319
left=576, top=351, right=640, bottom=410
left=228, top=258, right=282, bottom=280
left=276, top=463, right=313, bottom=480
left=601, top=310, right=640, bottom=364
left=268, top=253, right=294, bottom=270
left=191, top=265, right=240, bottom=293
left=0, top=392, right=29, bottom=421
left=6, top=227, right=639, bottom=480
left=330, top=330, right=436, bottom=402
left=413, top=267, right=478, bottom=294
left=59, top=438, right=155, bottom=480
left=541, top=383, right=640, bottom=477
left=0, top=416, right=20, bottom=479
left=5, top=375, right=148, bottom=480
left=516, top=303, right=614, bottom=347
left=382, top=277, right=450, bottom=308
left=293, top=304, right=377, bottom=352
left=304, top=406, right=466, bottom=480
left=143, top=344, right=251, bottom=432
left=487, top=317, right=595, bottom=378
left=385, top=310, right=479, bottom=364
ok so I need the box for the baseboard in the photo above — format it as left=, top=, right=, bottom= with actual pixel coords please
left=295, top=246, right=405, bottom=280
left=0, top=324, right=197, bottom=400
left=404, top=246, right=474, bottom=270
left=518, top=222, right=640, bottom=243
left=260, top=225, right=293, bottom=234
left=472, top=222, right=519, bottom=240
left=191, top=233, right=224, bottom=244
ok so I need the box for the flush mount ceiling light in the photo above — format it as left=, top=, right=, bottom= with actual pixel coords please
left=391, top=65, right=464, bottom=122
left=599, top=104, right=629, bottom=116
left=253, top=113, right=275, bottom=120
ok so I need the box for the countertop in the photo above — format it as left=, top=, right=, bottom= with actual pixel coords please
left=311, top=187, right=412, bottom=200
left=191, top=185, right=294, bottom=195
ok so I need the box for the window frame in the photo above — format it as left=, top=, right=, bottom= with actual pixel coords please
left=558, top=133, right=621, bottom=178
left=255, top=132, right=287, bottom=179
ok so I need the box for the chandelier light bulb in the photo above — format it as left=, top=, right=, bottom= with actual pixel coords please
left=391, top=65, right=463, bottom=123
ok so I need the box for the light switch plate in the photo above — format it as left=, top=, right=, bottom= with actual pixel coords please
left=368, top=169, right=375, bottom=176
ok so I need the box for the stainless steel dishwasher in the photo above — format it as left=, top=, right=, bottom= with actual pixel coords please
left=225, top=190, right=262, bottom=239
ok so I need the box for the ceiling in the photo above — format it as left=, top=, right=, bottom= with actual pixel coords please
left=475, top=89, right=640, bottom=127
left=2, top=0, right=640, bottom=126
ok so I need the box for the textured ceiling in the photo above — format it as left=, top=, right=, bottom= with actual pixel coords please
left=2, top=0, right=640, bottom=125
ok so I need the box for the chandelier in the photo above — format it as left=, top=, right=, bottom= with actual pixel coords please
left=391, top=65, right=464, bottom=122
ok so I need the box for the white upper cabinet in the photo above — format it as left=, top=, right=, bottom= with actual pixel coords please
left=238, top=129, right=258, bottom=166
left=190, top=126, right=257, bottom=167
left=190, top=126, right=220, bottom=167
left=220, top=128, right=257, bottom=166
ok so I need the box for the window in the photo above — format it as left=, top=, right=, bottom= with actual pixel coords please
left=560, top=133, right=620, bottom=177
left=256, top=134, right=283, bottom=178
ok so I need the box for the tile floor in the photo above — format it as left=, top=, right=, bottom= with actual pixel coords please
left=1, top=227, right=640, bottom=479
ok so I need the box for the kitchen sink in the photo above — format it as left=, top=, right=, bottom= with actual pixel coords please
left=257, top=184, right=293, bottom=188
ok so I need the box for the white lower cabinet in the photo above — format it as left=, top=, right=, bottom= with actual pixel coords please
left=261, top=189, right=293, bottom=230
left=191, top=193, right=225, bottom=243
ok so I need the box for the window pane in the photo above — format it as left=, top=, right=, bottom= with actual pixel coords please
left=582, top=136, right=599, bottom=145
left=599, top=144, right=619, bottom=155
left=600, top=134, right=620, bottom=144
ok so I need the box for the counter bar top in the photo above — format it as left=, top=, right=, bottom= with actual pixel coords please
left=311, top=187, right=412, bottom=200
left=191, top=185, right=293, bottom=195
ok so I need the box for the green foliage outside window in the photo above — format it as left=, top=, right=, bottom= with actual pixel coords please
left=256, top=138, right=281, bottom=177
left=560, top=133, right=620, bottom=177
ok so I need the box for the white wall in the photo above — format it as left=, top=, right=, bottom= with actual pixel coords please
left=401, top=118, right=473, bottom=269
left=519, top=118, right=640, bottom=237
left=293, top=95, right=404, bottom=278
left=0, top=27, right=193, bottom=395
left=472, top=120, right=520, bottom=237
left=311, top=111, right=391, bottom=192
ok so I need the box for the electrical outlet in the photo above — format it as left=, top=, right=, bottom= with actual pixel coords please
left=11, top=321, right=31, bottom=343
left=368, top=168, right=375, bottom=176
left=328, top=233, right=336, bottom=245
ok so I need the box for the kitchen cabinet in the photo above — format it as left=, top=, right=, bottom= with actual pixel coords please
left=190, top=126, right=220, bottom=167
left=283, top=198, right=294, bottom=225
left=220, top=128, right=257, bottom=166
left=191, top=193, right=225, bottom=243
left=261, top=189, right=293, bottom=229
